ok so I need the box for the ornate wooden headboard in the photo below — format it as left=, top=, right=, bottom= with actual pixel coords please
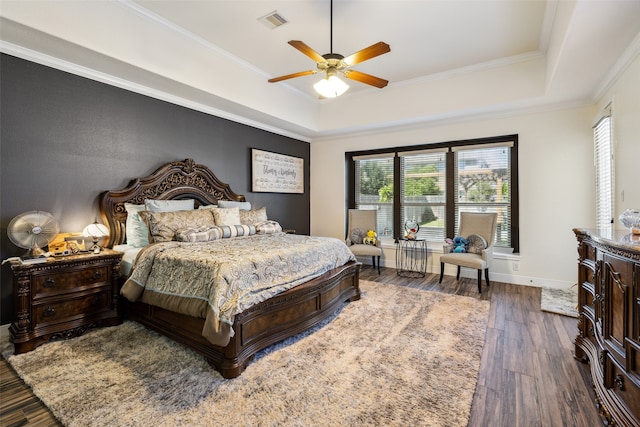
left=99, top=159, right=245, bottom=248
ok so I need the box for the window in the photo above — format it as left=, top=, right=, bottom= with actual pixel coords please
left=348, top=135, right=519, bottom=252
left=453, top=144, right=512, bottom=248
left=399, top=149, right=446, bottom=241
left=353, top=153, right=394, bottom=238
left=594, top=108, right=614, bottom=229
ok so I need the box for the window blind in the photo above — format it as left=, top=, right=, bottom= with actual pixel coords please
left=594, top=112, right=613, bottom=229
left=354, top=155, right=394, bottom=237
left=454, top=145, right=512, bottom=248
left=400, top=150, right=446, bottom=240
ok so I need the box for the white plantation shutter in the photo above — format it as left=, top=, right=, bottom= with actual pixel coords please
left=594, top=110, right=613, bottom=229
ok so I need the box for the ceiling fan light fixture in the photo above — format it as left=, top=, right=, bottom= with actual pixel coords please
left=314, top=75, right=349, bottom=98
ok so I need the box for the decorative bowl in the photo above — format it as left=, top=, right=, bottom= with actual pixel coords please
left=404, top=219, right=420, bottom=240
left=619, top=209, right=640, bottom=234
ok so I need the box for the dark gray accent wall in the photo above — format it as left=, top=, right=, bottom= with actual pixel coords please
left=0, top=53, right=310, bottom=325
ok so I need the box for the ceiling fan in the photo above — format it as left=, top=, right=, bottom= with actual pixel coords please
left=268, top=0, right=391, bottom=98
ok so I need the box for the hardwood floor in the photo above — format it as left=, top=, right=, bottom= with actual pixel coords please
left=1, top=266, right=602, bottom=426
left=359, top=267, right=602, bottom=427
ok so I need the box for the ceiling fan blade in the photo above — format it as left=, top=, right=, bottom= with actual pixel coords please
left=342, top=42, right=390, bottom=66
left=343, top=70, right=389, bottom=88
left=268, top=70, right=318, bottom=83
left=288, top=40, right=326, bottom=63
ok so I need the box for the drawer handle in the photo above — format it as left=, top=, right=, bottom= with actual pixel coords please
left=614, top=374, right=625, bottom=391
left=93, top=271, right=102, bottom=280
left=43, top=306, right=56, bottom=317
left=43, top=278, right=55, bottom=288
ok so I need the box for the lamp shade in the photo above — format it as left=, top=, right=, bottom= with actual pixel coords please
left=83, top=222, right=109, bottom=239
left=314, top=75, right=349, bottom=98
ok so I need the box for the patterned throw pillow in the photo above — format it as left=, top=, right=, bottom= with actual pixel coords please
left=466, top=234, right=488, bottom=254
left=240, top=207, right=268, bottom=225
left=176, top=224, right=256, bottom=242
left=349, top=228, right=368, bottom=245
left=212, top=207, right=241, bottom=226
left=255, top=220, right=282, bottom=234
left=140, top=209, right=216, bottom=242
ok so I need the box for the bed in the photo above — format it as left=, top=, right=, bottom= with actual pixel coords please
left=99, top=158, right=361, bottom=378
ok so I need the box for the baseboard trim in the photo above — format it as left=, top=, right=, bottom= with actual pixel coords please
left=369, top=256, right=573, bottom=290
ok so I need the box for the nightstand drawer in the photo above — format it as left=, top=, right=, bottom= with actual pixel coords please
left=33, top=266, right=109, bottom=297
left=33, top=289, right=111, bottom=326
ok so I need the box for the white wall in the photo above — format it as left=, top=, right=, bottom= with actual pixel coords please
left=310, top=106, right=596, bottom=289
left=597, top=53, right=640, bottom=217
left=311, top=52, right=640, bottom=289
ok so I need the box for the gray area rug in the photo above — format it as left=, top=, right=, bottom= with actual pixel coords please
left=4, top=281, right=490, bottom=427
left=540, top=285, right=578, bottom=318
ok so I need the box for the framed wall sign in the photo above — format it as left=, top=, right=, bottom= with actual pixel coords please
left=252, top=149, right=304, bottom=193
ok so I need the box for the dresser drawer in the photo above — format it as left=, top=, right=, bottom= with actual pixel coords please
left=606, top=352, right=640, bottom=422
left=33, top=289, right=111, bottom=327
left=33, top=266, right=109, bottom=298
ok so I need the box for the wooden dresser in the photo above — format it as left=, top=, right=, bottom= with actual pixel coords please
left=9, top=249, right=123, bottom=354
left=574, top=228, right=640, bottom=426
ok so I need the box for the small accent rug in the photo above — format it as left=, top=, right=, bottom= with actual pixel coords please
left=540, top=285, right=579, bottom=318
left=3, top=281, right=490, bottom=427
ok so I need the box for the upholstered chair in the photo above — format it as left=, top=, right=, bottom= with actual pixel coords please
left=439, top=212, right=498, bottom=293
left=346, top=209, right=382, bottom=274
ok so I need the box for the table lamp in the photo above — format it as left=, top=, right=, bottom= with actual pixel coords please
left=83, top=221, right=109, bottom=252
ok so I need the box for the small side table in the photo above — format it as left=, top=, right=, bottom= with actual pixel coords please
left=9, top=249, right=123, bottom=354
left=396, top=239, right=427, bottom=278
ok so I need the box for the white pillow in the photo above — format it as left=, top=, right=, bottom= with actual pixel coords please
left=212, top=207, right=241, bottom=226
left=217, top=200, right=252, bottom=211
left=145, top=199, right=195, bottom=212
left=124, top=203, right=149, bottom=247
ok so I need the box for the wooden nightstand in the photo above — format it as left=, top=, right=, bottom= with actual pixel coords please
left=9, top=249, right=123, bottom=354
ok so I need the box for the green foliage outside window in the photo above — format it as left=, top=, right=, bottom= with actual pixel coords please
left=376, top=164, right=442, bottom=225
left=358, top=161, right=391, bottom=195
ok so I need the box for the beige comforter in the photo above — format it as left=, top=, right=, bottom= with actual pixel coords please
left=121, top=232, right=356, bottom=346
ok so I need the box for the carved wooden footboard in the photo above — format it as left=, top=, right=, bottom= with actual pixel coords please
left=126, top=261, right=360, bottom=378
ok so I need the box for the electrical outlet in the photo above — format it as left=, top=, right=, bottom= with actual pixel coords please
left=512, top=262, right=520, bottom=271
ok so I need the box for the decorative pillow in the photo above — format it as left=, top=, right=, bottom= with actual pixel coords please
left=198, top=204, right=218, bottom=210
left=124, top=203, right=150, bottom=247
left=145, top=198, right=195, bottom=212
left=176, top=226, right=217, bottom=242
left=176, top=225, right=257, bottom=242
left=255, top=220, right=282, bottom=235
left=349, top=228, right=368, bottom=245
left=212, top=207, right=241, bottom=226
left=466, top=234, right=488, bottom=254
left=240, top=207, right=268, bottom=225
left=216, top=224, right=256, bottom=238
left=218, top=200, right=252, bottom=211
left=141, top=209, right=216, bottom=242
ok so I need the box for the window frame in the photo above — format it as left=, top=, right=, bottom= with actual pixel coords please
left=346, top=134, right=520, bottom=253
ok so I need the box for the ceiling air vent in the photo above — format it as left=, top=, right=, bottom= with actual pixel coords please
left=258, top=11, right=288, bottom=29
